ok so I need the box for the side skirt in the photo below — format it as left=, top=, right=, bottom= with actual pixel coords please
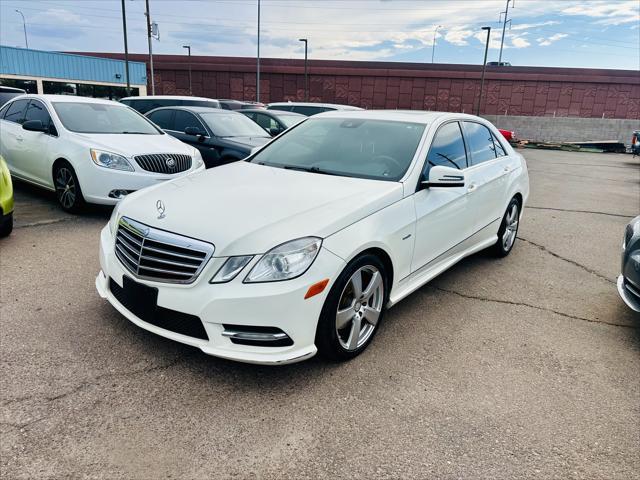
left=388, top=219, right=500, bottom=307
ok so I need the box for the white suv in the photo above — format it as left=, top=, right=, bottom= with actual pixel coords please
left=0, top=95, right=204, bottom=212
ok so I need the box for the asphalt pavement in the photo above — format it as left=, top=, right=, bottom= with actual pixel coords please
left=1, top=149, right=639, bottom=479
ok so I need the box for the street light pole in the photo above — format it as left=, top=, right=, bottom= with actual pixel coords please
left=120, top=0, right=131, bottom=96
left=145, top=0, right=155, bottom=95
left=183, top=45, right=192, bottom=95
left=476, top=26, right=491, bottom=116
left=431, top=25, right=442, bottom=63
left=256, top=0, right=261, bottom=103
left=299, top=38, right=308, bottom=101
left=498, top=0, right=514, bottom=64
left=15, top=10, right=28, bottom=49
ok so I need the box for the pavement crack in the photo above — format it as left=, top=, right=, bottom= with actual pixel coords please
left=518, top=236, right=615, bottom=285
left=3, top=359, right=183, bottom=408
left=429, top=285, right=637, bottom=329
left=525, top=205, right=634, bottom=219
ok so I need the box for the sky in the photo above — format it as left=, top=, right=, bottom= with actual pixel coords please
left=0, top=0, right=638, bottom=70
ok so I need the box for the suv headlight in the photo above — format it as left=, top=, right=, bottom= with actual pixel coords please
left=244, top=237, right=322, bottom=283
left=90, top=149, right=134, bottom=172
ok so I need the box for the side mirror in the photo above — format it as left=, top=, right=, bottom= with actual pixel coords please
left=184, top=126, right=205, bottom=137
left=421, top=165, right=465, bottom=189
left=23, top=120, right=47, bottom=132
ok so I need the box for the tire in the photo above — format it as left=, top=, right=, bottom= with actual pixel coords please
left=0, top=212, right=13, bottom=238
left=490, top=197, right=521, bottom=257
left=316, top=253, right=389, bottom=361
left=53, top=162, right=85, bottom=213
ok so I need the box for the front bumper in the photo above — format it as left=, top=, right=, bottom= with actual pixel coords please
left=617, top=275, right=640, bottom=313
left=96, top=225, right=345, bottom=364
left=80, top=163, right=206, bottom=206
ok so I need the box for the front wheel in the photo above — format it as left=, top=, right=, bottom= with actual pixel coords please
left=490, top=197, right=520, bottom=257
left=0, top=212, right=13, bottom=237
left=316, top=254, right=389, bottom=361
left=54, top=162, right=85, bottom=213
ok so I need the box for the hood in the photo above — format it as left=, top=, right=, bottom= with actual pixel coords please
left=222, top=136, right=271, bottom=149
left=118, top=161, right=402, bottom=256
left=74, top=133, right=191, bottom=157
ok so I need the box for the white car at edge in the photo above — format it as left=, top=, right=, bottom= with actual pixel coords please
left=0, top=94, right=205, bottom=212
left=96, top=110, right=529, bottom=365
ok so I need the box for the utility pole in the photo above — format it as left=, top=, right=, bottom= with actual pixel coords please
left=182, top=45, right=192, bottom=95
left=476, top=26, right=491, bottom=116
left=431, top=25, right=442, bottom=63
left=299, top=38, right=308, bottom=101
left=120, top=0, right=131, bottom=96
left=15, top=10, right=28, bottom=49
left=145, top=0, right=155, bottom=95
left=257, top=0, right=261, bottom=103
left=498, top=0, right=514, bottom=64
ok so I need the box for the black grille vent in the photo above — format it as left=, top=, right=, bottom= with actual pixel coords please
left=134, top=153, right=192, bottom=174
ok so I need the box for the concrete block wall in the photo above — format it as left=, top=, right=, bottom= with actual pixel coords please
left=483, top=115, right=640, bottom=144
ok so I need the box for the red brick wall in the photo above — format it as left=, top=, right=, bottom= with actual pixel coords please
left=85, top=53, right=640, bottom=119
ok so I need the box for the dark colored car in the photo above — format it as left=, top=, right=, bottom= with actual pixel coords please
left=240, top=109, right=305, bottom=136
left=0, top=86, right=26, bottom=107
left=146, top=106, right=271, bottom=168
left=618, top=215, right=640, bottom=312
left=120, top=95, right=221, bottom=114
left=218, top=99, right=265, bottom=110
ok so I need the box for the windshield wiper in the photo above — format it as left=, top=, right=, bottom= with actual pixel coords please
left=282, top=165, right=339, bottom=176
left=120, top=131, right=151, bottom=135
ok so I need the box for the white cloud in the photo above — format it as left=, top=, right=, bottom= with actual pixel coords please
left=444, top=28, right=474, bottom=46
left=538, top=33, right=568, bottom=47
left=511, top=36, right=531, bottom=48
left=562, top=0, right=640, bottom=25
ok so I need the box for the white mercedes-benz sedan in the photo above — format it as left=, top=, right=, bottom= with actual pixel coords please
left=0, top=95, right=205, bottom=212
left=96, top=111, right=529, bottom=364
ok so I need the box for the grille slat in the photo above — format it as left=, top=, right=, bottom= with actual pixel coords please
left=134, top=153, right=192, bottom=174
left=114, top=217, right=214, bottom=284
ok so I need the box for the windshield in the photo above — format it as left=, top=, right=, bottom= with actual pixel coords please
left=279, top=115, right=305, bottom=128
left=200, top=112, right=270, bottom=138
left=249, top=117, right=426, bottom=181
left=52, top=102, right=160, bottom=134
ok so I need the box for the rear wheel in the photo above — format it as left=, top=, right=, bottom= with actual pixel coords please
left=490, top=197, right=520, bottom=257
left=316, top=254, right=388, bottom=361
left=54, top=162, right=85, bottom=213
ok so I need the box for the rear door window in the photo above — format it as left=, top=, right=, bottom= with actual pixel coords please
left=291, top=106, right=331, bottom=116
left=491, top=132, right=507, bottom=157
left=463, top=121, right=498, bottom=165
left=3, top=99, right=29, bottom=124
left=147, top=109, right=175, bottom=130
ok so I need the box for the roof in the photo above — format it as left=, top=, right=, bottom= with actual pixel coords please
left=148, top=105, right=239, bottom=114
left=20, top=94, right=122, bottom=105
left=120, top=95, right=219, bottom=102
left=311, top=109, right=459, bottom=124
left=268, top=102, right=363, bottom=110
left=0, top=46, right=146, bottom=86
left=240, top=108, right=305, bottom=116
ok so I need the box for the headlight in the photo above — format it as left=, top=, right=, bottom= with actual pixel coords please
left=90, top=149, right=134, bottom=172
left=109, top=202, right=121, bottom=235
left=244, top=237, right=322, bottom=283
left=210, top=256, right=253, bottom=283
left=192, top=148, right=204, bottom=169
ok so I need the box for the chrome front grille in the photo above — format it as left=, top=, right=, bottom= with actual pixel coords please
left=114, top=217, right=214, bottom=284
left=134, top=153, right=192, bottom=174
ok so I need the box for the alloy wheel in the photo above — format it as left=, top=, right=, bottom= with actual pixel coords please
left=55, top=167, right=76, bottom=210
left=335, top=265, right=384, bottom=351
left=502, top=203, right=519, bottom=251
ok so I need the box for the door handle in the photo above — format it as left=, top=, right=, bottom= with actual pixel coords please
left=467, top=183, right=477, bottom=193
left=503, top=166, right=510, bottom=172
left=16, top=136, right=23, bottom=142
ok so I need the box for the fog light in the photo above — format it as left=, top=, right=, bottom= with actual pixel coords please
left=108, top=189, right=134, bottom=199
